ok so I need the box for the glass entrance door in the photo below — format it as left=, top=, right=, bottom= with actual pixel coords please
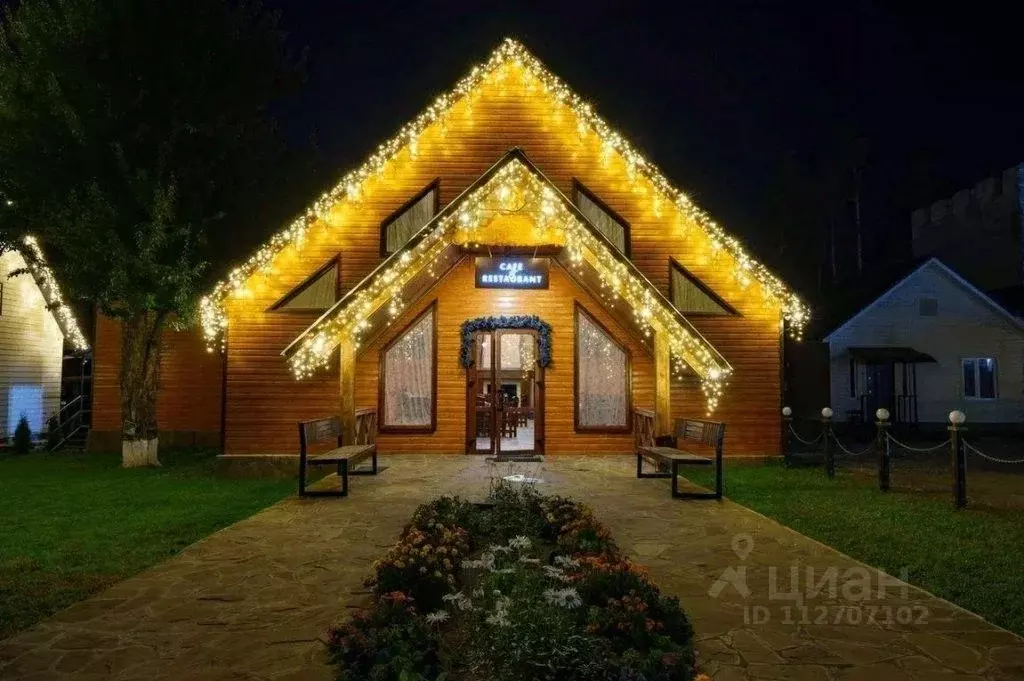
left=469, top=329, right=542, bottom=456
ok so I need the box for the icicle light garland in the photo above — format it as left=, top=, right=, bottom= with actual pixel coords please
left=286, top=159, right=732, bottom=413
left=199, top=38, right=809, bottom=352
left=18, top=236, right=89, bottom=352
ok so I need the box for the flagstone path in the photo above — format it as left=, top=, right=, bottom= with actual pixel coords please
left=1, top=455, right=1022, bottom=680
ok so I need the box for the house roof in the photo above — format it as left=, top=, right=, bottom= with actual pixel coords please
left=2, top=236, right=89, bottom=352
left=199, top=38, right=809, bottom=352
left=824, top=257, right=1024, bottom=342
left=281, top=149, right=732, bottom=407
left=847, top=347, right=937, bottom=364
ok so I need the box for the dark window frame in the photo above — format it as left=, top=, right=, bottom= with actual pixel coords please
left=962, top=356, right=998, bottom=400
left=571, top=179, right=632, bottom=258
left=378, top=300, right=439, bottom=434
left=267, top=255, right=341, bottom=313
left=379, top=179, right=441, bottom=257
left=667, top=257, right=739, bottom=316
left=573, top=301, right=633, bottom=434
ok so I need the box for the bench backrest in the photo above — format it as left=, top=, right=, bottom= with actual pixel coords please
left=675, top=418, right=726, bottom=453
left=298, top=416, right=343, bottom=453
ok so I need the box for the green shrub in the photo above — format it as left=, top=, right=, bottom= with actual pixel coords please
left=328, top=591, right=441, bottom=681
left=12, top=416, right=32, bottom=454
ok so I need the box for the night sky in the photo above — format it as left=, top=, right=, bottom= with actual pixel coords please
left=261, top=1, right=1024, bottom=307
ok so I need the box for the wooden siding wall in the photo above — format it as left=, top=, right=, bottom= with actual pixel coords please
left=0, top=251, right=64, bottom=438
left=91, top=313, right=224, bottom=445
left=353, top=259, right=653, bottom=454
left=128, top=61, right=784, bottom=457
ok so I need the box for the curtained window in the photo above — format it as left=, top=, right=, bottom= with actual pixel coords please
left=573, top=181, right=630, bottom=256
left=270, top=258, right=339, bottom=312
left=381, top=182, right=439, bottom=256
left=380, top=303, right=436, bottom=431
left=669, top=259, right=735, bottom=316
left=574, top=305, right=631, bottom=431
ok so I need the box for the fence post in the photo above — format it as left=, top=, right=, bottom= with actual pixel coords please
left=781, top=406, right=792, bottom=464
left=875, top=408, right=890, bottom=492
left=822, top=407, right=834, bottom=479
left=948, top=410, right=967, bottom=509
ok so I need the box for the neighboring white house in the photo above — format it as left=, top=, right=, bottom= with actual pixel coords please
left=0, top=237, right=88, bottom=441
left=825, top=258, right=1024, bottom=425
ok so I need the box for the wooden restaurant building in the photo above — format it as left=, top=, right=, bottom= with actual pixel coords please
left=88, top=40, right=809, bottom=470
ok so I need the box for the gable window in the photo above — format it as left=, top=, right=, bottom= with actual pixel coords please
left=380, top=181, right=440, bottom=256
left=669, top=258, right=736, bottom=316
left=962, top=357, right=997, bottom=399
left=270, top=257, right=339, bottom=312
left=574, top=303, right=631, bottom=432
left=572, top=180, right=630, bottom=257
left=379, top=302, right=437, bottom=432
left=918, top=297, right=938, bottom=316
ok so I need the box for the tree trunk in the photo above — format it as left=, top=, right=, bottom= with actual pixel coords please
left=120, top=310, right=166, bottom=467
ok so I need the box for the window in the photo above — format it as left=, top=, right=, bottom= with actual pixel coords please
left=380, top=181, right=440, bottom=256
left=669, top=258, right=736, bottom=315
left=269, top=257, right=339, bottom=312
left=7, top=385, right=43, bottom=438
left=574, top=304, right=631, bottom=431
left=962, top=357, right=997, bottom=399
left=572, top=180, right=630, bottom=256
left=918, top=297, right=938, bottom=316
left=379, top=302, right=436, bottom=432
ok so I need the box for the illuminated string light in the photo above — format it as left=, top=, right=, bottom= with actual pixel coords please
left=199, top=38, right=809, bottom=353
left=15, top=236, right=89, bottom=352
left=284, top=158, right=732, bottom=412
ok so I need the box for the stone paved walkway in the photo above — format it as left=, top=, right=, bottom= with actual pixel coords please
left=2, top=455, right=1023, bottom=680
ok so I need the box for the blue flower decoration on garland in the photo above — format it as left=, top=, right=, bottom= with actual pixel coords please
left=459, top=315, right=553, bottom=368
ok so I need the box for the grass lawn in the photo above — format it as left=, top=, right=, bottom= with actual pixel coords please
left=687, top=462, right=1024, bottom=636
left=0, top=449, right=292, bottom=640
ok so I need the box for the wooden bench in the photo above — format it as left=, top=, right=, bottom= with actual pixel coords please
left=298, top=411, right=378, bottom=497
left=634, top=410, right=725, bottom=499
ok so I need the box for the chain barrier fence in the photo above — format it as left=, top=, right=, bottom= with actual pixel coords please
left=782, top=406, right=1024, bottom=509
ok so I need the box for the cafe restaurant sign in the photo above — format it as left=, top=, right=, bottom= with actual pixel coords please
left=474, top=257, right=550, bottom=289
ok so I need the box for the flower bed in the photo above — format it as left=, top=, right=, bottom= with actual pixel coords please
left=329, top=484, right=706, bottom=680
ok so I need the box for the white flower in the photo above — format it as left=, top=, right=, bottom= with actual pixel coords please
left=486, top=611, right=510, bottom=627
left=542, top=565, right=571, bottom=582
left=489, top=544, right=512, bottom=554
left=442, top=591, right=474, bottom=611
left=554, top=555, right=580, bottom=568
left=543, top=587, right=582, bottom=609
left=425, top=610, right=449, bottom=624
left=508, top=535, right=532, bottom=550
left=472, top=587, right=485, bottom=598
left=519, top=556, right=541, bottom=565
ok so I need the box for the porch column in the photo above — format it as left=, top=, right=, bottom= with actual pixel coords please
left=339, top=340, right=356, bottom=445
left=654, top=329, right=671, bottom=437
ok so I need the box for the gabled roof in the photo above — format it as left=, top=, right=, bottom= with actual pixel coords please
left=1, top=236, right=89, bottom=351
left=283, top=149, right=732, bottom=410
left=824, top=257, right=1024, bottom=341
left=200, top=38, right=809, bottom=351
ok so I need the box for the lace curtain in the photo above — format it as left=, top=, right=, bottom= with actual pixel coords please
left=576, top=311, right=628, bottom=428
left=385, top=188, right=437, bottom=254
left=383, top=308, right=434, bottom=426
left=576, top=190, right=627, bottom=254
